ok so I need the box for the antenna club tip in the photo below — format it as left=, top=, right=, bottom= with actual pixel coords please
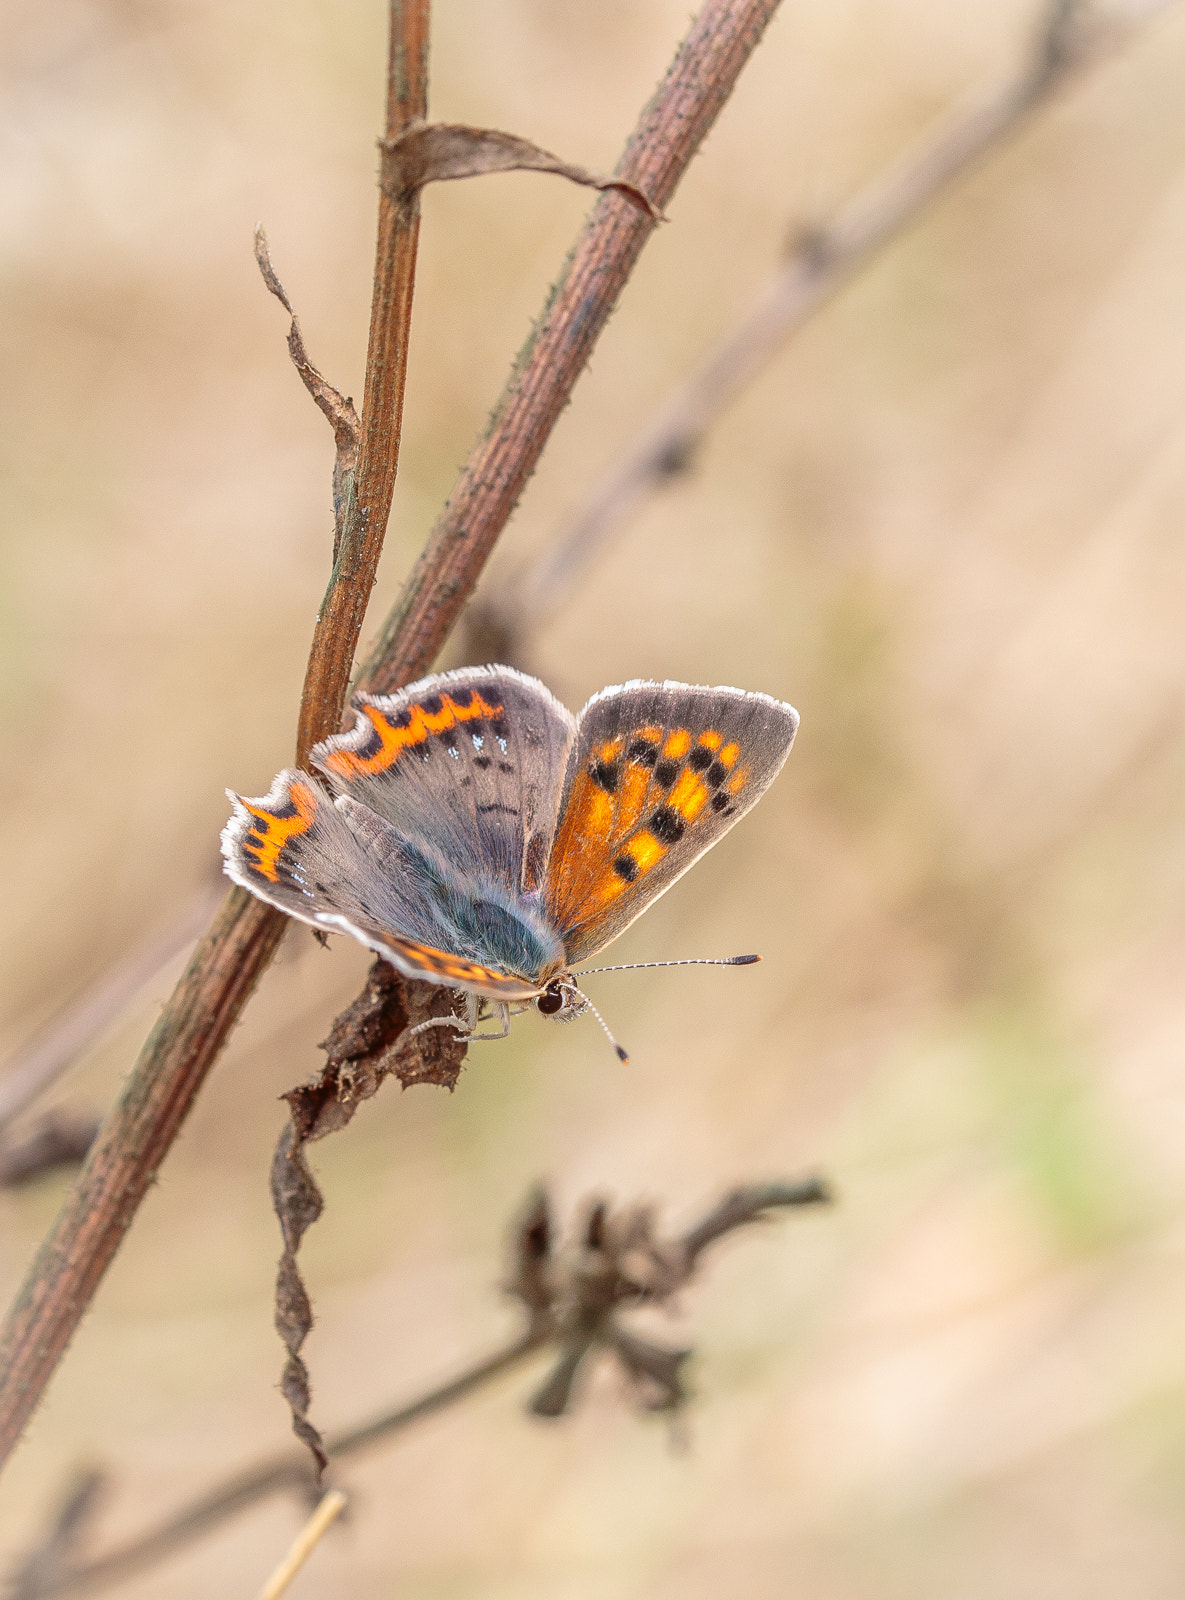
left=730, top=953, right=762, bottom=965
left=615, top=1045, right=630, bottom=1063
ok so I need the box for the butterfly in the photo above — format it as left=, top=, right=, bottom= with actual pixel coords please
left=222, top=666, right=799, bottom=1058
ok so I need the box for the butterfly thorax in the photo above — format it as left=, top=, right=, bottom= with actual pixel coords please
left=434, top=875, right=566, bottom=992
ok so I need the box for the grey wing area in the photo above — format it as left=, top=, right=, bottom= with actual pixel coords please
left=311, top=665, right=577, bottom=895
left=221, top=770, right=564, bottom=996
left=543, top=679, right=799, bottom=964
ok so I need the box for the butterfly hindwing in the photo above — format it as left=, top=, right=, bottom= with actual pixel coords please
left=543, top=680, right=799, bottom=964
left=221, top=770, right=555, bottom=999
left=311, top=666, right=576, bottom=895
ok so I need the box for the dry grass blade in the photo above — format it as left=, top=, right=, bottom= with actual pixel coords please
left=255, top=1489, right=347, bottom=1600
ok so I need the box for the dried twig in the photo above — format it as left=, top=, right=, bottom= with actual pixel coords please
left=256, top=1489, right=347, bottom=1600
left=0, top=0, right=431, bottom=1474
left=9, top=1178, right=829, bottom=1600
left=466, top=0, right=1179, bottom=662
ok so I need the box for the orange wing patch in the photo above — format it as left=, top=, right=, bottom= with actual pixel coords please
left=237, top=779, right=319, bottom=884
left=322, top=690, right=505, bottom=781
left=384, top=936, right=545, bottom=999
left=547, top=727, right=745, bottom=925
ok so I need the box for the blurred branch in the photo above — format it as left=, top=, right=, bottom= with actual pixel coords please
left=465, top=0, right=1180, bottom=663
left=0, top=881, right=223, bottom=1135
left=0, top=0, right=432, bottom=1475
left=0, top=1114, right=102, bottom=1190
left=9, top=1177, right=829, bottom=1600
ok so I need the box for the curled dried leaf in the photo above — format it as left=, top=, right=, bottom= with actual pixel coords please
left=271, top=961, right=467, bottom=1473
left=253, top=226, right=360, bottom=527
left=380, top=122, right=662, bottom=219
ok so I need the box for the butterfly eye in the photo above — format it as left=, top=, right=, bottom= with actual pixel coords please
left=536, top=982, right=565, bottom=1017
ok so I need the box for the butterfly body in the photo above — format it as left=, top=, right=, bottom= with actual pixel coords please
left=222, top=666, right=798, bottom=1040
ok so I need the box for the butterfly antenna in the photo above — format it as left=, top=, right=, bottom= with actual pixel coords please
left=572, top=954, right=761, bottom=976
left=564, top=982, right=630, bottom=1065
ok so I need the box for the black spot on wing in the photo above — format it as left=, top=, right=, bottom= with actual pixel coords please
left=650, top=806, right=685, bottom=844
left=689, top=746, right=712, bottom=771
left=627, top=738, right=658, bottom=767
left=613, top=853, right=638, bottom=882
left=654, top=760, right=679, bottom=787
left=706, top=760, right=728, bottom=787
left=590, top=759, right=620, bottom=793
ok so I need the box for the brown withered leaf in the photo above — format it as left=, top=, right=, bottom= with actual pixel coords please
left=271, top=961, right=468, bottom=1474
left=271, top=1125, right=326, bottom=1475
left=380, top=122, right=661, bottom=219
left=253, top=226, right=360, bottom=533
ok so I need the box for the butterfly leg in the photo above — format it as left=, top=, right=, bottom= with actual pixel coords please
left=407, top=991, right=478, bottom=1044
left=466, top=1001, right=512, bottom=1044
left=406, top=994, right=521, bottom=1047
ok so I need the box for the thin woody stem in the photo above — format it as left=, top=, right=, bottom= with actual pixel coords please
left=0, top=0, right=431, bottom=1477
left=294, top=2, right=430, bottom=768
left=359, top=0, right=786, bottom=692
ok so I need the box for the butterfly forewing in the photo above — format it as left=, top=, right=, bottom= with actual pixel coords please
left=543, top=681, right=799, bottom=964
left=310, top=666, right=576, bottom=894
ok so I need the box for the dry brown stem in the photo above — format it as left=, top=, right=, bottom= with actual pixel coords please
left=469, top=0, right=1178, bottom=659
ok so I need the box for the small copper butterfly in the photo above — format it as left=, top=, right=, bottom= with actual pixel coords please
left=222, top=667, right=798, bottom=1057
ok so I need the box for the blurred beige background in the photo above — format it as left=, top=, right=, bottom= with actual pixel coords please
left=4, top=0, right=1185, bottom=1595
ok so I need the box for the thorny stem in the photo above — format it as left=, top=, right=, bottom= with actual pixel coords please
left=0, top=0, right=431, bottom=1476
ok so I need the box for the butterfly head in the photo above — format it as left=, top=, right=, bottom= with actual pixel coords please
left=535, top=977, right=578, bottom=1019
left=533, top=974, right=629, bottom=1062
